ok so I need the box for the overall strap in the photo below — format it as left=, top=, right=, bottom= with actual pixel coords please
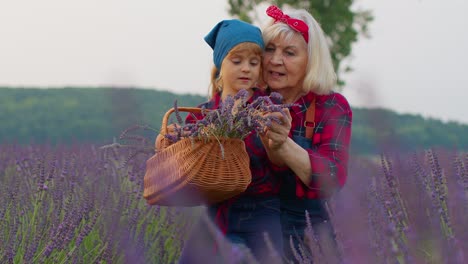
left=304, top=96, right=316, bottom=139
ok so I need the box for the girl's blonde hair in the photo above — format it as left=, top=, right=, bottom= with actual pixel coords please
left=262, top=8, right=337, bottom=94
left=209, top=42, right=263, bottom=98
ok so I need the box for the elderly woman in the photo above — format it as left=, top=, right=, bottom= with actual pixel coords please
left=260, top=5, right=353, bottom=261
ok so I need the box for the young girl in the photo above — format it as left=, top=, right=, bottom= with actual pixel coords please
left=178, top=19, right=283, bottom=263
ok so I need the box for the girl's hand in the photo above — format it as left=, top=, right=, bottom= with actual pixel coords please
left=156, top=123, right=184, bottom=149
left=166, top=123, right=180, bottom=135
left=167, top=123, right=193, bottom=138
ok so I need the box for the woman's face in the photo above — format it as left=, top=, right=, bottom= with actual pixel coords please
left=220, top=49, right=261, bottom=97
left=262, top=33, right=308, bottom=93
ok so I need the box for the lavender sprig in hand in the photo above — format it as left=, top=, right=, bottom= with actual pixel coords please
left=169, top=89, right=296, bottom=143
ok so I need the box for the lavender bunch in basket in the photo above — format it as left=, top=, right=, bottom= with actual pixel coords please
left=168, top=89, right=295, bottom=143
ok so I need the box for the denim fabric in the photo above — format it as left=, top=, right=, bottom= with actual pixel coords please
left=292, top=134, right=313, bottom=147
left=225, top=196, right=283, bottom=262
left=280, top=135, right=338, bottom=262
left=178, top=197, right=283, bottom=263
left=280, top=199, right=334, bottom=261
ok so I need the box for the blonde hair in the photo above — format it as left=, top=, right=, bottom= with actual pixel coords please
left=209, top=42, right=263, bottom=98
left=262, top=8, right=336, bottom=95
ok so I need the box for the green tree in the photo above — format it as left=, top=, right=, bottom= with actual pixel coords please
left=227, top=0, right=373, bottom=86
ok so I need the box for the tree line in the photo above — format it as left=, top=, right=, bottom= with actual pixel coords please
left=1, top=87, right=467, bottom=155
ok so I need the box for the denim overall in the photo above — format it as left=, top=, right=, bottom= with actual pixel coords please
left=280, top=135, right=338, bottom=262
left=221, top=195, right=283, bottom=260
left=178, top=196, right=282, bottom=263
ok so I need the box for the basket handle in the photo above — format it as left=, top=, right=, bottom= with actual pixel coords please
left=161, top=107, right=203, bottom=135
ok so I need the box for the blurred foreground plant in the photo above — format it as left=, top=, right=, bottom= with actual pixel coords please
left=1, top=144, right=466, bottom=263
left=0, top=144, right=193, bottom=264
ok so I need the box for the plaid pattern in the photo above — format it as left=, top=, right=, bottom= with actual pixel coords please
left=275, top=91, right=353, bottom=199
left=185, top=88, right=281, bottom=196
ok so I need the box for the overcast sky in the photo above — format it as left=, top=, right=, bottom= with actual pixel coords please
left=1, top=0, right=467, bottom=124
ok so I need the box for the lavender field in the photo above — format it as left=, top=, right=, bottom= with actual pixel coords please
left=0, top=144, right=466, bottom=263
left=0, top=144, right=195, bottom=264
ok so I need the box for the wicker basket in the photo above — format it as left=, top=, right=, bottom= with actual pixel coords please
left=143, top=107, right=252, bottom=206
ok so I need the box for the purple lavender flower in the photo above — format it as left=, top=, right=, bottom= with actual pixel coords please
left=167, top=89, right=295, bottom=142
left=173, top=100, right=184, bottom=125
left=269, top=92, right=283, bottom=103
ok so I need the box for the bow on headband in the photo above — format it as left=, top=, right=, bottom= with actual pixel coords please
left=266, top=5, right=309, bottom=43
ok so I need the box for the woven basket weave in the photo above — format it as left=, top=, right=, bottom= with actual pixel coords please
left=143, top=107, right=252, bottom=206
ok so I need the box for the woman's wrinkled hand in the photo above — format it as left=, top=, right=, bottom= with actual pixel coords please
left=261, top=108, right=292, bottom=150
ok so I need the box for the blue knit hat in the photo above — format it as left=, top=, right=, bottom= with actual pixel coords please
left=204, top=19, right=264, bottom=70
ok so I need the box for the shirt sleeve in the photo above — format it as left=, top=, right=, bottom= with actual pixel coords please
left=305, top=93, right=352, bottom=198
left=185, top=112, right=199, bottom=124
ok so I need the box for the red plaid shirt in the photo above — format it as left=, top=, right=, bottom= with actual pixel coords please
left=273, top=91, right=352, bottom=199
left=185, top=89, right=281, bottom=196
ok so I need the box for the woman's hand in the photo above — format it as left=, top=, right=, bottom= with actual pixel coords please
left=260, top=108, right=313, bottom=185
left=261, top=108, right=292, bottom=150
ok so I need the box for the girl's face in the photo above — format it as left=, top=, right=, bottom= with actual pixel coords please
left=219, top=49, right=261, bottom=97
left=262, top=33, right=308, bottom=93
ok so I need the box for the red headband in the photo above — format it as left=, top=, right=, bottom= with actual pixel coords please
left=266, top=5, right=309, bottom=43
